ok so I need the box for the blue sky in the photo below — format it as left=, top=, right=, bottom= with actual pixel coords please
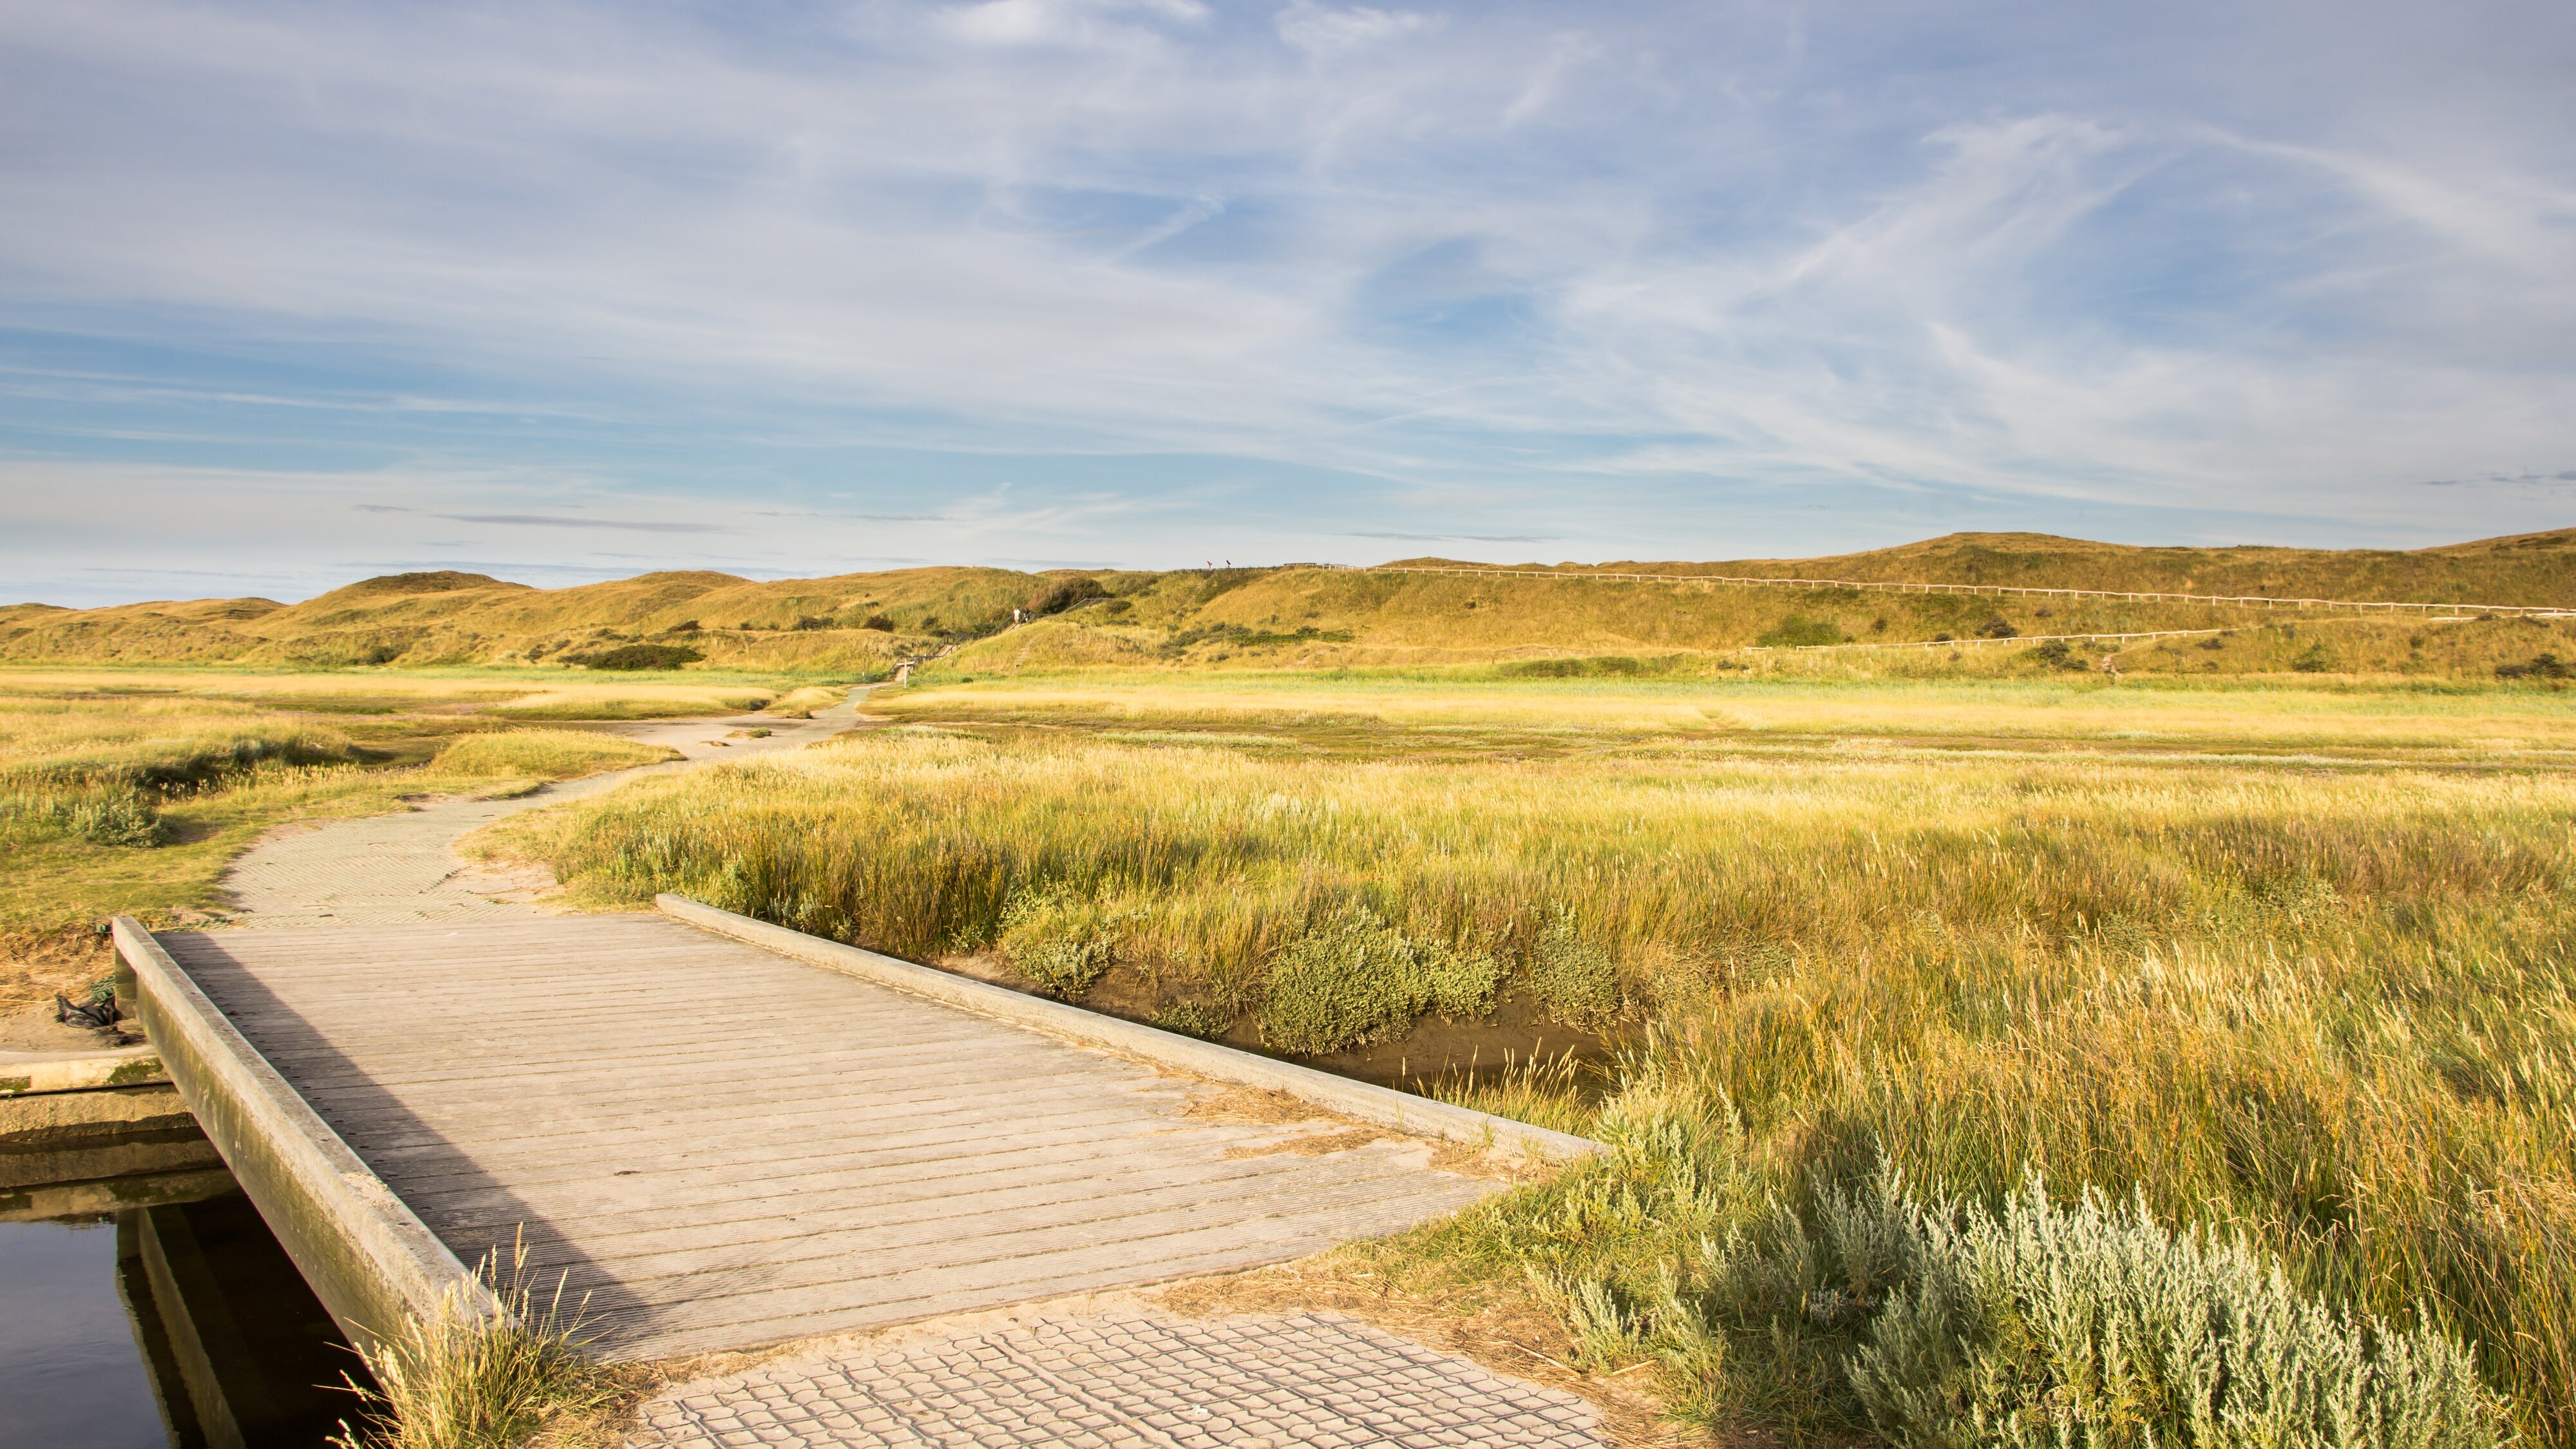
left=3, top=0, right=2572, bottom=605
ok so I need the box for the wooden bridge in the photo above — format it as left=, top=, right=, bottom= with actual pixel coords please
left=108, top=734, right=1592, bottom=1361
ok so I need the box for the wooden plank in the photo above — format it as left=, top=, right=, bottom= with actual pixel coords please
left=465, top=1153, right=1438, bottom=1282
left=349, top=1100, right=1199, bottom=1196
left=573, top=1184, right=1478, bottom=1329
left=155, top=908, right=1508, bottom=1359
left=260, top=1029, right=1117, bottom=1084
left=331, top=1090, right=1185, bottom=1175
left=209, top=1027, right=1029, bottom=1093
left=576, top=1180, right=1482, bottom=1350
left=191, top=991, right=1034, bottom=1056
left=611, top=1236, right=1359, bottom=1358
left=292, top=1058, right=1138, bottom=1144
left=406, top=1138, right=1392, bottom=1245
left=388, top=1121, right=1267, bottom=1215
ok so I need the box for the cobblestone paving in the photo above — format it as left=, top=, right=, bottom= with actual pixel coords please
left=628, top=1311, right=1606, bottom=1449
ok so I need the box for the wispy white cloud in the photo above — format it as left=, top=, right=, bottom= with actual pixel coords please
left=1276, top=2, right=1441, bottom=54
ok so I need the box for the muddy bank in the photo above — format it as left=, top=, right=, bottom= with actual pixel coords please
left=927, top=950, right=1617, bottom=1088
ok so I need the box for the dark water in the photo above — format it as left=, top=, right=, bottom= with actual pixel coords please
left=0, top=1173, right=370, bottom=1449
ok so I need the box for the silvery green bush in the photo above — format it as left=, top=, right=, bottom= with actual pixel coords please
left=1688, top=1168, right=2504, bottom=1449
left=1857, top=1174, right=2496, bottom=1449
left=1258, top=905, right=1497, bottom=1054
left=1558, top=1153, right=2506, bottom=1449
left=997, top=884, right=1126, bottom=1000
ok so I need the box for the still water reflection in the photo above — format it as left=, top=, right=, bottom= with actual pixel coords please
left=0, top=1172, right=370, bottom=1449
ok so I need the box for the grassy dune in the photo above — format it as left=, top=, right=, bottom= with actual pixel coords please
left=0, top=565, right=1054, bottom=671
left=6, top=529, right=2571, bottom=678
left=500, top=674, right=2572, bottom=1443
left=925, top=569, right=2576, bottom=679
left=1571, top=526, right=2576, bottom=603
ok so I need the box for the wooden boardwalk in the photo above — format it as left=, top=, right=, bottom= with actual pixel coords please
left=154, top=913, right=1508, bottom=1359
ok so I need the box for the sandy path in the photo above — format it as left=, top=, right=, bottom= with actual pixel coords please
left=215, top=690, right=867, bottom=927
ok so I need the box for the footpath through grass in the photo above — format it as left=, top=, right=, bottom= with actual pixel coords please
left=0, top=665, right=851, bottom=1012
left=500, top=672, right=2573, bottom=1446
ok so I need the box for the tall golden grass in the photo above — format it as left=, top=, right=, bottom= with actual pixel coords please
left=516, top=696, right=2576, bottom=1441
left=518, top=696, right=2576, bottom=1433
left=876, top=670, right=2576, bottom=753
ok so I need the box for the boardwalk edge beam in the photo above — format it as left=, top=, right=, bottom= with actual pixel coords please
left=655, top=895, right=1605, bottom=1164
left=113, top=916, right=504, bottom=1354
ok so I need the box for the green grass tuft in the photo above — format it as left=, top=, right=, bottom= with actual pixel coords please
left=331, top=1234, right=616, bottom=1449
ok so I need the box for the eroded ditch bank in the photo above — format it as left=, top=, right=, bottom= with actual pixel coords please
left=919, top=942, right=1622, bottom=1093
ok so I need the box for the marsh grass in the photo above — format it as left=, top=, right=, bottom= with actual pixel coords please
left=426, top=729, right=677, bottom=784
left=513, top=679, right=2576, bottom=1442
left=0, top=695, right=367, bottom=866
left=873, top=670, right=2576, bottom=756
left=921, top=564, right=2576, bottom=681
left=1418, top=1048, right=1603, bottom=1139
left=331, top=1235, right=618, bottom=1449
left=0, top=666, right=803, bottom=717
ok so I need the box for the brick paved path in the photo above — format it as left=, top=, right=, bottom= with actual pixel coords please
left=629, top=1309, right=1605, bottom=1449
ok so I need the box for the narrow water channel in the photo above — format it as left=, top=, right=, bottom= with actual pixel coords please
left=0, top=1162, right=370, bottom=1449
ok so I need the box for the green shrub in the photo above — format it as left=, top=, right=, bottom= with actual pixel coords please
left=2496, top=652, right=2570, bottom=681
left=1759, top=614, right=1846, bottom=648
left=2027, top=639, right=2089, bottom=671
left=860, top=614, right=896, bottom=632
left=996, top=885, right=1126, bottom=1000
left=1150, top=1001, right=1228, bottom=1039
left=2293, top=641, right=2334, bottom=673
left=1258, top=906, right=1499, bottom=1054
left=1976, top=614, right=2020, bottom=639
left=569, top=643, right=702, bottom=671
left=1528, top=908, right=1623, bottom=1029
left=1501, top=656, right=1654, bottom=679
